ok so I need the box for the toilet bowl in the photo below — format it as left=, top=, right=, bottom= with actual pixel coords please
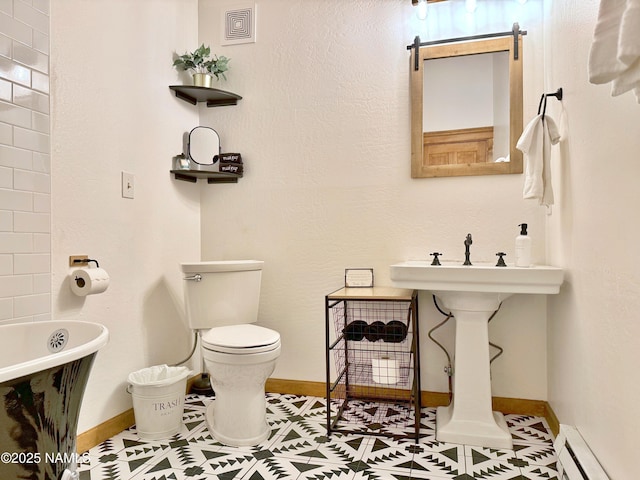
left=181, top=260, right=281, bottom=446
left=201, top=324, right=281, bottom=446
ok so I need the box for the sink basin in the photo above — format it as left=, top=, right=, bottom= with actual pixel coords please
left=390, top=260, right=564, bottom=449
left=390, top=260, right=564, bottom=295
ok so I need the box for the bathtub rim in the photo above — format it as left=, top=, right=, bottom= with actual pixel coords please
left=0, top=320, right=109, bottom=384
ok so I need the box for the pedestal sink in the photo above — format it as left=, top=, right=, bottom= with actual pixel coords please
left=390, top=260, right=563, bottom=449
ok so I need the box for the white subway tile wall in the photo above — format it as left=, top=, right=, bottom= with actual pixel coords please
left=0, top=0, right=50, bottom=324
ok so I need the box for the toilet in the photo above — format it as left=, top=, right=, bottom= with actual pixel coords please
left=181, top=260, right=281, bottom=446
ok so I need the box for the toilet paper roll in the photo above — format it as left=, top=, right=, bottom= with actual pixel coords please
left=372, top=356, right=399, bottom=385
left=70, top=267, right=110, bottom=296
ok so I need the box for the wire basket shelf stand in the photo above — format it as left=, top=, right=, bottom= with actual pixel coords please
left=325, top=287, right=421, bottom=442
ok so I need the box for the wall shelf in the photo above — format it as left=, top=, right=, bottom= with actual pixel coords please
left=169, top=85, right=242, bottom=107
left=169, top=85, right=243, bottom=184
left=170, top=169, right=242, bottom=184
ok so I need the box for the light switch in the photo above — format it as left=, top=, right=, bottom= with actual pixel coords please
left=122, top=171, right=135, bottom=199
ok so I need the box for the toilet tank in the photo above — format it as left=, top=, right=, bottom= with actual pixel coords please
left=181, top=260, right=263, bottom=330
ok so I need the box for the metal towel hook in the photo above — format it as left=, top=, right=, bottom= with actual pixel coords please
left=538, top=87, right=563, bottom=119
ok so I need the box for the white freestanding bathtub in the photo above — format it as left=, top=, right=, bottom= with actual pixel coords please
left=0, top=320, right=108, bottom=479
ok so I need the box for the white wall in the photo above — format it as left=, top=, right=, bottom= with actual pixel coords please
left=197, top=0, right=550, bottom=400
left=50, top=0, right=201, bottom=432
left=544, top=1, right=640, bottom=478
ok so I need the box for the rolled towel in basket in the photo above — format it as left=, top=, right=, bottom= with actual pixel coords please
left=365, top=321, right=385, bottom=342
left=343, top=320, right=367, bottom=341
left=383, top=320, right=408, bottom=343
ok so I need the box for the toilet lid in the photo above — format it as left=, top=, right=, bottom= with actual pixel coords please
left=202, top=324, right=280, bottom=354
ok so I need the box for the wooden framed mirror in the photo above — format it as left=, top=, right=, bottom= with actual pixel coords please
left=411, top=35, right=523, bottom=178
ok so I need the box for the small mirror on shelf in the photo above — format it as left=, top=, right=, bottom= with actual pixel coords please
left=187, top=126, right=221, bottom=165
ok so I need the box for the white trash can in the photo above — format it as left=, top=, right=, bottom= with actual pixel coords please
left=127, top=364, right=191, bottom=440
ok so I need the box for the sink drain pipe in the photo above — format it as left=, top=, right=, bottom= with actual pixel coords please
left=427, top=300, right=454, bottom=402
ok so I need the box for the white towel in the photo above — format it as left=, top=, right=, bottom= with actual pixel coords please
left=589, top=0, right=640, bottom=99
left=517, top=114, right=561, bottom=207
left=618, top=0, right=640, bottom=65
left=589, top=0, right=628, bottom=84
left=612, top=0, right=640, bottom=96
left=611, top=57, right=640, bottom=95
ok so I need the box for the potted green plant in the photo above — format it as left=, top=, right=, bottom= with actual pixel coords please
left=173, top=44, right=230, bottom=88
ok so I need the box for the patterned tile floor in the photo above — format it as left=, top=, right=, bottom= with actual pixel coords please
left=77, top=393, right=559, bottom=480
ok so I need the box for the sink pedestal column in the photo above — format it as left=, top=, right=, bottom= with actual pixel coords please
left=434, top=291, right=513, bottom=449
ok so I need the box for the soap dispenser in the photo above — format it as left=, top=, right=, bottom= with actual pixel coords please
left=515, top=223, right=532, bottom=267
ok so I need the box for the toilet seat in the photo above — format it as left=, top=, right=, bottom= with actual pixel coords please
left=202, top=324, right=280, bottom=354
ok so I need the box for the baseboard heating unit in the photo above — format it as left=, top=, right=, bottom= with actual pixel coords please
left=554, top=424, right=609, bottom=480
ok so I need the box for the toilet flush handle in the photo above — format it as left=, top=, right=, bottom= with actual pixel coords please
left=184, top=274, right=202, bottom=282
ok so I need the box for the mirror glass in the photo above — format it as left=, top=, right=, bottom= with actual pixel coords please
left=411, top=36, right=523, bottom=178
left=424, top=51, right=510, bottom=162
left=188, top=126, right=220, bottom=165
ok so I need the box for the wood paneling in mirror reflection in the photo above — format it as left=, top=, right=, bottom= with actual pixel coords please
left=423, top=126, right=494, bottom=166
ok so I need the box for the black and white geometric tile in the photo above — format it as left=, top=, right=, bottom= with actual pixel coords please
left=77, top=393, right=560, bottom=479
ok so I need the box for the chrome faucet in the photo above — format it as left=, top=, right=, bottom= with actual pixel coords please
left=463, top=233, right=473, bottom=265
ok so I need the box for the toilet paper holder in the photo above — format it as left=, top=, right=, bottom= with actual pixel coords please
left=69, top=255, right=100, bottom=268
